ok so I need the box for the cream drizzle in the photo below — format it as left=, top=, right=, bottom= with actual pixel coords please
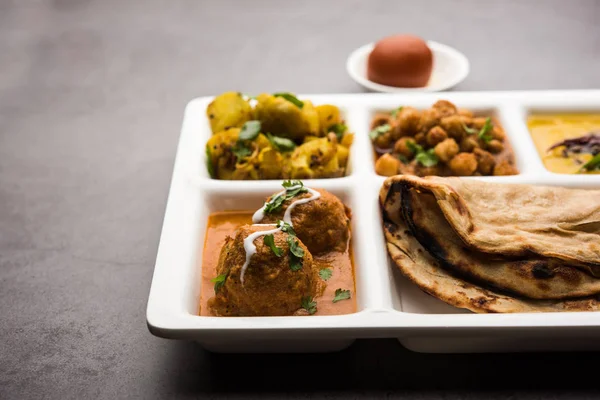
left=240, top=224, right=279, bottom=285
left=242, top=185, right=321, bottom=286
left=252, top=188, right=287, bottom=223
left=282, top=188, right=320, bottom=224
left=252, top=185, right=321, bottom=225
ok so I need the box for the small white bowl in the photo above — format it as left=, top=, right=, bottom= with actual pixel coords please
left=346, top=41, right=470, bottom=93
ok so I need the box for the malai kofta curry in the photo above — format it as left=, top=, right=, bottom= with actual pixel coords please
left=370, top=100, right=518, bottom=177
left=205, top=92, right=354, bottom=180
left=199, top=180, right=356, bottom=317
left=527, top=114, right=600, bottom=174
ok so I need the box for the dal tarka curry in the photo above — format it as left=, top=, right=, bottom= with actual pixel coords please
left=199, top=180, right=356, bottom=317
left=527, top=114, right=600, bottom=174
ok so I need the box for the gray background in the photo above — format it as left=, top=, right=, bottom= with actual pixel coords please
left=2, top=0, right=600, bottom=399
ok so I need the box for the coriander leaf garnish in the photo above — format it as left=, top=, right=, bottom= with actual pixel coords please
left=288, top=236, right=304, bottom=258
left=286, top=234, right=304, bottom=272
left=264, top=234, right=283, bottom=257
left=273, top=92, right=304, bottom=109
left=391, top=106, right=403, bottom=118
left=319, top=268, right=333, bottom=281
left=301, top=296, right=317, bottom=315
left=396, top=154, right=409, bottom=164
left=239, top=120, right=261, bottom=141
left=230, top=121, right=262, bottom=162
left=263, top=197, right=285, bottom=214
left=461, top=121, right=478, bottom=135
left=415, top=149, right=439, bottom=167
left=369, top=123, right=391, bottom=141
left=333, top=288, right=351, bottom=303
left=328, top=123, right=348, bottom=142
left=478, top=117, right=494, bottom=144
left=232, top=142, right=252, bottom=162
left=406, top=140, right=439, bottom=167
left=277, top=220, right=296, bottom=236
left=266, top=133, right=296, bottom=152
left=205, top=145, right=215, bottom=178
left=284, top=185, right=308, bottom=199
left=287, top=238, right=304, bottom=272
left=289, top=254, right=303, bottom=271
left=211, top=273, right=228, bottom=293
left=406, top=140, right=421, bottom=155
left=463, top=118, right=494, bottom=143
left=581, top=153, right=600, bottom=172
left=282, top=180, right=303, bottom=188
left=263, top=181, right=308, bottom=214
left=264, top=194, right=285, bottom=214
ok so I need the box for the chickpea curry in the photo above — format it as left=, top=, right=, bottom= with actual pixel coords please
left=370, top=100, right=518, bottom=177
left=527, top=113, right=600, bottom=174
left=205, top=92, right=354, bottom=180
left=199, top=180, right=356, bottom=317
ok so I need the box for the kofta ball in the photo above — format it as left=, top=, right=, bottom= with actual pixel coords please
left=260, top=189, right=351, bottom=254
left=208, top=225, right=317, bottom=317
left=367, top=34, right=433, bottom=88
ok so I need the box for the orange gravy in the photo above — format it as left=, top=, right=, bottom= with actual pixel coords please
left=199, top=211, right=357, bottom=316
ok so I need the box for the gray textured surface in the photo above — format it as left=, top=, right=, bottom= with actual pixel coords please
left=1, top=0, right=600, bottom=399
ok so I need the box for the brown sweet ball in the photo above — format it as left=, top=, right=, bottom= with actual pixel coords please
left=367, top=35, right=433, bottom=88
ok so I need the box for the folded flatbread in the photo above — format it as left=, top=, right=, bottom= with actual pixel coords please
left=380, top=175, right=600, bottom=313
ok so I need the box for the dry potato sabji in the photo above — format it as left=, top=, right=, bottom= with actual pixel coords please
left=205, top=92, right=353, bottom=180
left=254, top=93, right=320, bottom=140
left=205, top=128, right=276, bottom=180
left=206, top=92, right=253, bottom=133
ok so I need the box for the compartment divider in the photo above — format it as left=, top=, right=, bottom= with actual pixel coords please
left=496, top=102, right=548, bottom=177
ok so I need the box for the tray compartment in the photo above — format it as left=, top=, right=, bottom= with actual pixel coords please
left=199, top=100, right=360, bottom=182
left=364, top=99, right=530, bottom=178
left=198, top=183, right=365, bottom=312
left=522, top=102, right=600, bottom=178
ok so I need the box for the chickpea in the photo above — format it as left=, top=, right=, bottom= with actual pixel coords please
left=492, top=125, right=505, bottom=140
left=471, top=117, right=488, bottom=129
left=432, top=100, right=458, bottom=117
left=393, top=106, right=421, bottom=138
left=493, top=160, right=518, bottom=176
left=458, top=108, right=474, bottom=118
left=440, top=115, right=466, bottom=141
left=473, top=148, right=496, bottom=175
left=449, top=153, right=478, bottom=176
left=375, top=153, right=401, bottom=176
left=414, top=132, right=427, bottom=146
left=434, top=138, right=459, bottom=163
left=460, top=136, right=480, bottom=152
left=426, top=126, right=448, bottom=147
left=373, top=131, right=393, bottom=149
left=418, top=108, right=440, bottom=133
left=371, top=113, right=391, bottom=130
left=394, top=137, right=416, bottom=158
left=486, top=139, right=504, bottom=154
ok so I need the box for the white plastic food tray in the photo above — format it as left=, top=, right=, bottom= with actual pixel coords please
left=147, top=90, right=600, bottom=353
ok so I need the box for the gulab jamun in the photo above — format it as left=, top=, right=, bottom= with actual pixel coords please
left=367, top=34, right=433, bottom=88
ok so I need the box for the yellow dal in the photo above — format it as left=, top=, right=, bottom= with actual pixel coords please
left=527, top=114, right=600, bottom=174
